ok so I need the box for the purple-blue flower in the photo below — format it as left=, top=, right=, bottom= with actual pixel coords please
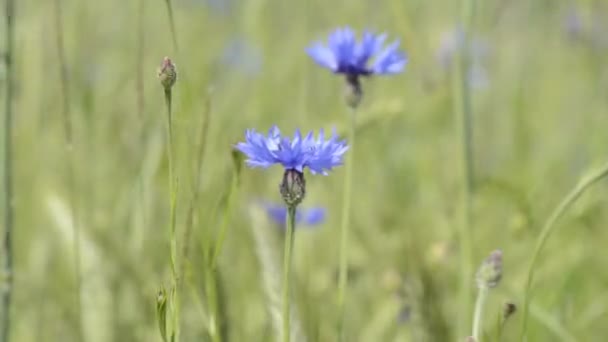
left=306, top=27, right=407, bottom=76
left=235, top=126, right=349, bottom=175
left=263, top=202, right=326, bottom=227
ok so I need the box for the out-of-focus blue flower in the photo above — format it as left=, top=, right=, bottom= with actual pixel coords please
left=220, top=37, right=263, bottom=76
left=435, top=28, right=490, bottom=89
left=263, top=202, right=326, bottom=227
left=562, top=7, right=608, bottom=51
left=306, top=27, right=407, bottom=76
left=563, top=7, right=584, bottom=40
left=235, top=126, right=349, bottom=175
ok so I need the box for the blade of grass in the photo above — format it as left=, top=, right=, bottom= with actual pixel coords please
left=53, top=0, right=84, bottom=339
left=1, top=0, right=15, bottom=340
left=520, top=161, right=608, bottom=339
left=452, top=0, right=477, bottom=337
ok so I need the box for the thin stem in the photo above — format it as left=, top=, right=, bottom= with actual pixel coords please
left=182, top=92, right=211, bottom=273
left=453, top=0, right=477, bottom=337
left=163, top=0, right=179, bottom=52
left=164, top=89, right=180, bottom=342
left=210, top=172, right=238, bottom=268
left=1, top=0, right=15, bottom=340
left=337, top=107, right=356, bottom=341
left=472, top=287, right=488, bottom=341
left=520, top=161, right=608, bottom=339
left=204, top=268, right=221, bottom=342
left=53, top=0, right=84, bottom=339
left=204, top=153, right=239, bottom=342
left=134, top=0, right=147, bottom=256
left=136, top=0, right=145, bottom=120
left=282, top=206, right=297, bottom=342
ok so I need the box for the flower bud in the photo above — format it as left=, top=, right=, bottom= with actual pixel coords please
left=158, top=57, right=177, bottom=90
left=503, top=302, right=517, bottom=321
left=475, top=249, right=503, bottom=289
left=280, top=169, right=306, bottom=208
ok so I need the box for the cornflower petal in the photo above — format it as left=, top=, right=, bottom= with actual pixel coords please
left=307, top=27, right=407, bottom=76
left=237, top=126, right=348, bottom=174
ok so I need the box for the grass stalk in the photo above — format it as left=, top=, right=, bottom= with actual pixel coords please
left=182, top=91, right=211, bottom=272
left=53, top=0, right=84, bottom=339
left=209, top=167, right=239, bottom=268
left=1, top=0, right=15, bottom=340
left=163, top=88, right=180, bottom=342
left=204, top=267, right=221, bottom=342
left=134, top=0, right=147, bottom=256
left=163, top=0, right=179, bottom=52
left=205, top=152, right=240, bottom=342
left=337, top=106, right=356, bottom=341
left=282, top=206, right=297, bottom=342
left=520, top=161, right=608, bottom=339
left=453, top=0, right=477, bottom=337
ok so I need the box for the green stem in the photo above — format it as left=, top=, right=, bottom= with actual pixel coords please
left=210, top=173, right=238, bottom=268
left=472, top=287, right=488, bottom=341
left=1, top=0, right=15, bottom=340
left=520, top=161, right=608, bottom=339
left=205, top=153, right=238, bottom=342
left=163, top=0, right=179, bottom=52
left=282, top=206, right=297, bottom=342
left=337, top=107, right=356, bottom=341
left=204, top=268, right=221, bottom=342
left=53, top=0, right=84, bottom=339
left=453, top=0, right=477, bottom=337
left=164, top=89, right=180, bottom=342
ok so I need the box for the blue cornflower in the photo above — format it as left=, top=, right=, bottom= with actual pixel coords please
left=235, top=126, right=349, bottom=175
left=306, top=27, right=407, bottom=77
left=263, top=202, right=326, bottom=228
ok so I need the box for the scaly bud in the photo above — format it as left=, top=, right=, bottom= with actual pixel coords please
left=280, top=169, right=306, bottom=208
left=158, top=57, right=177, bottom=91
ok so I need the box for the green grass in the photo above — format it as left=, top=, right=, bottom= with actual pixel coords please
left=2, top=0, right=608, bottom=341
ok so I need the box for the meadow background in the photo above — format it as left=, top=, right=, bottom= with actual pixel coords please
left=1, top=0, right=608, bottom=341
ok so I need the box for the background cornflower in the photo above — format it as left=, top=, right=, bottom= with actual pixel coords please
left=436, top=28, right=490, bottom=90
left=307, top=27, right=407, bottom=77
left=307, top=27, right=406, bottom=342
left=262, top=202, right=326, bottom=228
left=307, top=27, right=407, bottom=107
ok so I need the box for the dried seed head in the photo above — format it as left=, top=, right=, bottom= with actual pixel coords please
left=158, top=57, right=177, bottom=90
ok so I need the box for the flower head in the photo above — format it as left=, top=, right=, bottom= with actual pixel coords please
left=235, top=126, right=349, bottom=175
left=306, top=27, right=407, bottom=77
left=263, top=202, right=326, bottom=228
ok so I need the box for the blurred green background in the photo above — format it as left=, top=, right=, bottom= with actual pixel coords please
left=1, top=0, right=608, bottom=341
